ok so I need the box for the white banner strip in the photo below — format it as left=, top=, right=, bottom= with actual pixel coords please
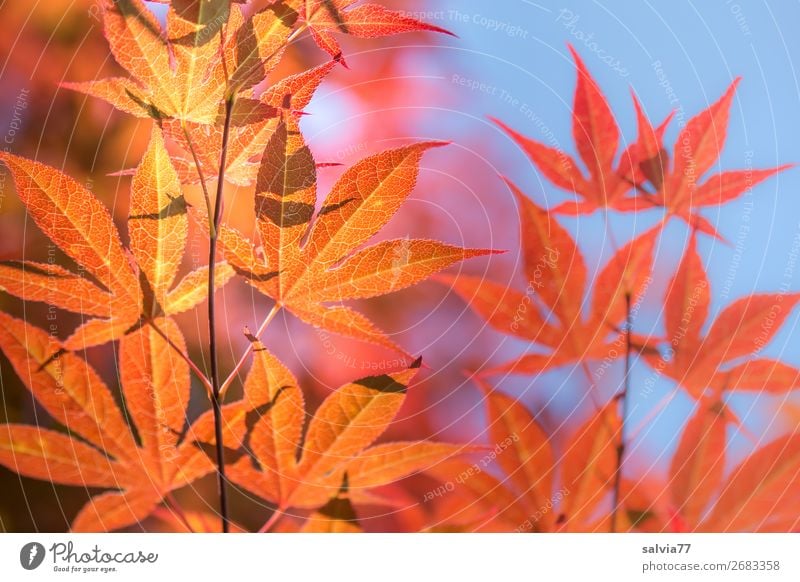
left=1, top=533, right=798, bottom=581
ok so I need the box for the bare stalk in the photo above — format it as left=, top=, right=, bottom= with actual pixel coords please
left=208, top=96, right=236, bottom=533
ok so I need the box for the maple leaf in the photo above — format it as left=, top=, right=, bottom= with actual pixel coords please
left=698, top=434, right=800, bottom=532
left=557, top=402, right=621, bottom=532
left=63, top=1, right=297, bottom=122
left=165, top=61, right=335, bottom=187
left=0, top=314, right=216, bottom=532
left=282, top=0, right=454, bottom=66
left=640, top=235, right=800, bottom=399
left=0, top=128, right=233, bottom=351
left=186, top=339, right=475, bottom=524
left=492, top=46, right=632, bottom=214
left=668, top=397, right=729, bottom=526
left=208, top=136, right=496, bottom=352
left=300, top=476, right=363, bottom=532
left=440, top=180, right=657, bottom=376
left=494, top=47, right=790, bottom=239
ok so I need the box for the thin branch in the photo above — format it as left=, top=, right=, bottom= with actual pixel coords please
left=208, top=96, right=236, bottom=533
left=611, top=292, right=632, bottom=533
left=219, top=303, right=282, bottom=396
left=147, top=319, right=213, bottom=395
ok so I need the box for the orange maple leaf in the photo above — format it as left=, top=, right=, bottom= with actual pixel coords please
left=64, top=1, right=295, bottom=122
left=209, top=131, right=496, bottom=353
left=440, top=180, right=657, bottom=376
left=0, top=128, right=233, bottom=352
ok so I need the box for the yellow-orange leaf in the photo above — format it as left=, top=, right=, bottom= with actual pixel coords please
left=0, top=312, right=137, bottom=460
left=63, top=317, right=137, bottom=352
left=216, top=140, right=491, bottom=353
left=0, top=314, right=217, bottom=532
left=102, top=0, right=178, bottom=118
left=130, top=127, right=187, bottom=304
left=288, top=302, right=406, bottom=354
left=701, top=435, right=800, bottom=532
left=255, top=117, right=317, bottom=299
left=0, top=261, right=114, bottom=317
left=233, top=338, right=305, bottom=504
left=229, top=3, right=296, bottom=93
left=166, top=0, right=228, bottom=122
left=70, top=489, right=160, bottom=533
left=61, top=77, right=153, bottom=118
left=164, top=262, right=235, bottom=315
left=302, top=142, right=447, bottom=271
left=311, top=239, right=495, bottom=303
left=1, top=151, right=232, bottom=351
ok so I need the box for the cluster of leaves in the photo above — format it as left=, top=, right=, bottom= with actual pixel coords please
left=0, top=0, right=485, bottom=532
left=437, top=46, right=799, bottom=531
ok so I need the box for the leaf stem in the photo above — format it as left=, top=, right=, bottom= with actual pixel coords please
left=147, top=320, right=214, bottom=395
left=219, top=303, right=282, bottom=396
left=208, top=95, right=236, bottom=533
left=611, top=292, right=632, bottom=533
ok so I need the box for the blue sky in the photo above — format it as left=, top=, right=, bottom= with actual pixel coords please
left=380, top=0, right=800, bottom=469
